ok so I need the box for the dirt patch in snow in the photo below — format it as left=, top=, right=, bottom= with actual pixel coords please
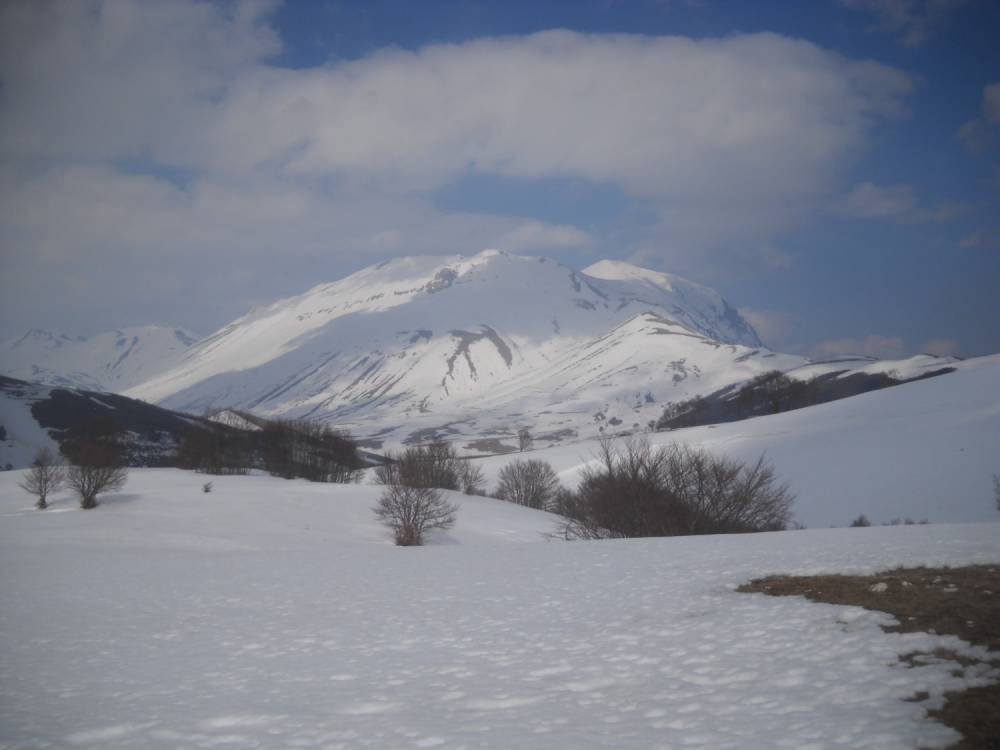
left=739, top=565, right=1000, bottom=749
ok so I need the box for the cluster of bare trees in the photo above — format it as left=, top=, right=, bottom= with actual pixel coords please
left=556, top=438, right=793, bottom=540
left=261, top=419, right=362, bottom=483
left=657, top=369, right=910, bottom=431
left=19, top=436, right=128, bottom=511
left=369, top=435, right=793, bottom=545
left=177, top=417, right=363, bottom=483
left=176, top=427, right=253, bottom=475
left=374, top=442, right=483, bottom=495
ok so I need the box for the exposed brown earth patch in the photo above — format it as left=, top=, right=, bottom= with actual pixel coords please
left=739, top=565, right=1000, bottom=749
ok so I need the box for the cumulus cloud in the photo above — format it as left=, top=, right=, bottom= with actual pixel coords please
left=0, top=0, right=914, bottom=336
left=838, top=0, right=969, bottom=47
left=815, top=335, right=906, bottom=360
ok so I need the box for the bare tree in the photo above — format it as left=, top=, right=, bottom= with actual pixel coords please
left=67, top=442, right=128, bottom=510
left=457, top=460, right=486, bottom=495
left=374, top=442, right=461, bottom=490
left=18, top=447, right=65, bottom=509
left=374, top=484, right=458, bottom=546
left=558, top=438, right=793, bottom=539
left=517, top=428, right=533, bottom=452
left=495, top=459, right=561, bottom=510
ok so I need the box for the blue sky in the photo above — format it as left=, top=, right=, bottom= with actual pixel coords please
left=1, top=0, right=998, bottom=358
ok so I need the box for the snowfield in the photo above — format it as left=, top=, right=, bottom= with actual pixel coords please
left=1, top=469, right=999, bottom=749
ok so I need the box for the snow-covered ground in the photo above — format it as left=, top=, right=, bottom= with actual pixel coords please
left=474, top=353, right=1000, bottom=529
left=1, top=468, right=999, bottom=749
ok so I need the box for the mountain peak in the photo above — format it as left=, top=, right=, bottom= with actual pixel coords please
left=582, top=259, right=677, bottom=291
left=121, top=251, right=773, bottom=449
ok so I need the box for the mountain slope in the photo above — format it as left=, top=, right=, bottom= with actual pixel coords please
left=1, top=326, right=198, bottom=392
left=126, top=251, right=790, bottom=450
left=472, top=353, right=1000, bottom=528
left=0, top=375, right=241, bottom=469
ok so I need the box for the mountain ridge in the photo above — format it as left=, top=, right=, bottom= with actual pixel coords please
left=2, top=251, right=959, bottom=454
left=1, top=326, right=199, bottom=392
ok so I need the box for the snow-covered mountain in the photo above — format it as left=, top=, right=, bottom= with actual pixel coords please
left=1, top=326, right=198, bottom=392
left=123, top=250, right=805, bottom=450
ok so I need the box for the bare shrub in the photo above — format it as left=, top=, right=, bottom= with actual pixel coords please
left=457, top=460, right=486, bottom=495
left=518, top=428, right=533, bottom=452
left=850, top=514, right=871, bottom=527
left=374, top=442, right=461, bottom=491
left=559, top=438, right=793, bottom=539
left=495, top=459, right=560, bottom=510
left=374, top=484, right=458, bottom=546
left=18, top=447, right=65, bottom=509
left=67, top=441, right=128, bottom=510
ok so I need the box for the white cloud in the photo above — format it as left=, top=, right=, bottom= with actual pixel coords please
left=737, top=308, right=790, bottom=349
left=0, top=1, right=915, bottom=336
left=496, top=221, right=592, bottom=252
left=957, top=82, right=1000, bottom=152
left=0, top=165, right=589, bottom=335
left=815, top=335, right=906, bottom=359
left=920, top=338, right=960, bottom=356
left=838, top=181, right=966, bottom=223
left=0, top=4, right=912, bottom=199
left=839, top=182, right=917, bottom=219
left=838, top=0, right=969, bottom=47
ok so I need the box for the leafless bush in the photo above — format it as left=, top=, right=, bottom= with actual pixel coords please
left=18, top=447, right=65, bottom=509
left=518, top=428, right=533, bottom=452
left=457, top=461, right=486, bottom=495
left=374, top=442, right=461, bottom=491
left=67, top=441, right=128, bottom=510
left=374, top=484, right=458, bottom=546
left=850, top=514, right=871, bottom=527
left=495, top=459, right=560, bottom=510
left=559, top=438, right=793, bottom=539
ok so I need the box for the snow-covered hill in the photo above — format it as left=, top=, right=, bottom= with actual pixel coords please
left=0, top=375, right=241, bottom=470
left=1, top=326, right=198, bottom=392
left=1, top=468, right=998, bottom=748
left=473, top=353, right=1000, bottom=528
left=124, top=251, right=799, bottom=450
